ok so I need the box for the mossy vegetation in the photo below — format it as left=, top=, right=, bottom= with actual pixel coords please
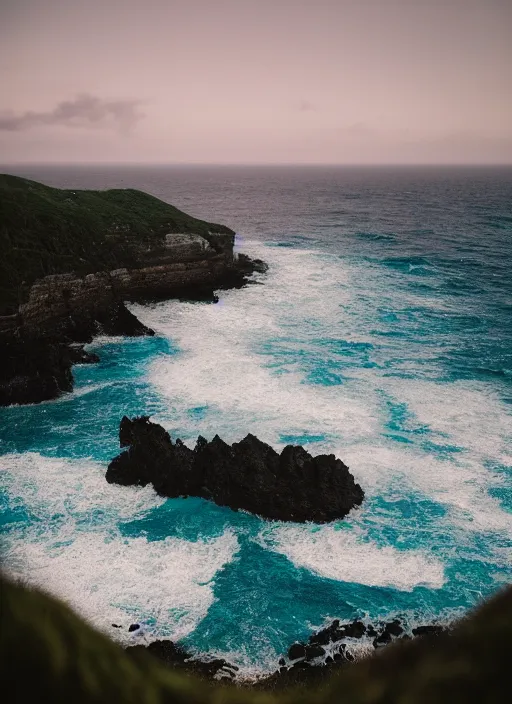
left=0, top=174, right=233, bottom=314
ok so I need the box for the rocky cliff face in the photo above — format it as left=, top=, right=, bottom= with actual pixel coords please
left=0, top=231, right=242, bottom=335
left=0, top=229, right=266, bottom=406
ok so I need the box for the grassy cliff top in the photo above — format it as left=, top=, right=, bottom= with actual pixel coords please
left=0, top=174, right=234, bottom=314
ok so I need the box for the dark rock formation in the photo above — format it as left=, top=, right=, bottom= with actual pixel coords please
left=127, top=640, right=239, bottom=682
left=0, top=302, right=155, bottom=406
left=373, top=619, right=405, bottom=648
left=106, top=416, right=365, bottom=523
left=0, top=257, right=263, bottom=406
left=0, top=335, right=74, bottom=406
left=67, top=346, right=100, bottom=366
left=0, top=253, right=264, bottom=407
left=0, top=175, right=267, bottom=406
left=256, top=616, right=450, bottom=690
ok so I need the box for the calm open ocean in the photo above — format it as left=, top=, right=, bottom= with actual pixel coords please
left=1, top=165, right=511, bottom=674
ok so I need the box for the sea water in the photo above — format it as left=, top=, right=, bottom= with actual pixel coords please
left=1, top=165, right=511, bottom=675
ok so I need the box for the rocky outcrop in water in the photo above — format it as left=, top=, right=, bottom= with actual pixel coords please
left=255, top=616, right=449, bottom=690
left=122, top=615, right=450, bottom=689
left=127, top=640, right=239, bottom=682
left=106, top=416, right=364, bottom=523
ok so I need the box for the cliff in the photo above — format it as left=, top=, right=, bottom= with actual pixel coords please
left=0, top=173, right=236, bottom=316
left=0, top=175, right=266, bottom=405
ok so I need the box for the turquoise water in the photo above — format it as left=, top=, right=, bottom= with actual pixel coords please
left=1, top=166, right=511, bottom=674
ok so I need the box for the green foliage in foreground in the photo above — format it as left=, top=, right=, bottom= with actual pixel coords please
left=0, top=174, right=233, bottom=314
left=1, top=574, right=510, bottom=703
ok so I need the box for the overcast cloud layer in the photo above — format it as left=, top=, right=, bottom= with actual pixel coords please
left=1, top=0, right=511, bottom=164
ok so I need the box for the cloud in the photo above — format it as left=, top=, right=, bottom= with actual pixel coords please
left=0, top=94, right=145, bottom=133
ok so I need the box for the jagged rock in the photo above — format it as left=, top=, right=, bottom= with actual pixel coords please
left=106, top=416, right=365, bottom=523
left=385, top=619, right=404, bottom=638
left=258, top=615, right=452, bottom=690
left=310, top=619, right=367, bottom=644
left=373, top=631, right=392, bottom=648
left=288, top=643, right=307, bottom=661
left=280, top=615, right=446, bottom=681
left=0, top=335, right=74, bottom=405
left=305, top=644, right=326, bottom=660
left=127, top=640, right=239, bottom=681
left=236, top=253, right=268, bottom=275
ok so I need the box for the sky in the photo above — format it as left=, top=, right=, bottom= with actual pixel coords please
left=1, top=0, right=511, bottom=164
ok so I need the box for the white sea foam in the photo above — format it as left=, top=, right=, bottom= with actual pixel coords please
left=0, top=453, right=239, bottom=643
left=130, top=245, right=378, bottom=446
left=130, top=241, right=512, bottom=538
left=3, top=239, right=509, bottom=662
left=258, top=524, right=445, bottom=591
left=338, top=440, right=511, bottom=535
left=0, top=452, right=164, bottom=523
left=3, top=529, right=239, bottom=645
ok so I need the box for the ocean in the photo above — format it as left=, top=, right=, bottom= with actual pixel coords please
left=1, top=165, right=511, bottom=675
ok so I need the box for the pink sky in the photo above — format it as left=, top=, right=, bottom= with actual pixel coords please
left=1, top=0, right=511, bottom=164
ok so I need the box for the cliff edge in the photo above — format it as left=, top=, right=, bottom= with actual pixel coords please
left=0, top=174, right=266, bottom=405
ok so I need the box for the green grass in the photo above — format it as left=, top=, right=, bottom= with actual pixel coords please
left=0, top=174, right=234, bottom=314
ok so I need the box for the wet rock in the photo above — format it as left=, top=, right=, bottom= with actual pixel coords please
left=373, top=620, right=404, bottom=648
left=288, top=643, right=307, bottom=661
left=386, top=619, right=404, bottom=638
left=0, top=302, right=154, bottom=407
left=0, top=223, right=266, bottom=407
left=305, top=644, right=326, bottom=661
left=0, top=335, right=74, bottom=406
left=342, top=620, right=367, bottom=639
left=260, top=616, right=452, bottom=691
left=127, top=640, right=239, bottom=681
left=373, top=631, right=392, bottom=648
left=106, top=416, right=365, bottom=523
left=236, top=253, right=268, bottom=275
left=128, top=624, right=140, bottom=633
left=67, top=345, right=100, bottom=365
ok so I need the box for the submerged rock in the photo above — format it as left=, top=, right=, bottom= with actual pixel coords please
left=106, top=416, right=365, bottom=523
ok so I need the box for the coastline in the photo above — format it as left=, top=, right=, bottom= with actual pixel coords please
left=0, top=174, right=267, bottom=406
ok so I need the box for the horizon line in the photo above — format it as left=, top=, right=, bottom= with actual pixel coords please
left=2, top=161, right=512, bottom=168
